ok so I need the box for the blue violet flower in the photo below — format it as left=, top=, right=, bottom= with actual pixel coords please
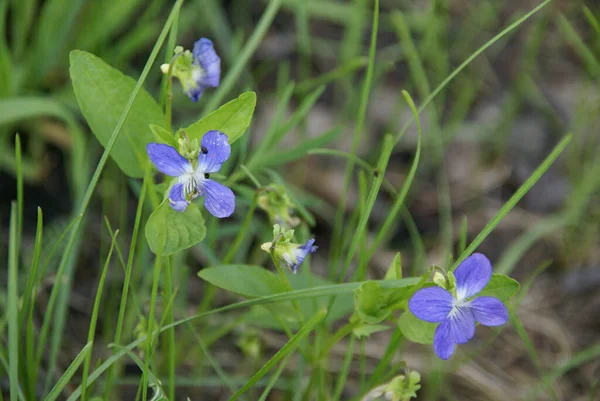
left=161, top=38, right=220, bottom=102
left=261, top=225, right=318, bottom=274
left=408, top=253, right=508, bottom=360
left=146, top=130, right=235, bottom=218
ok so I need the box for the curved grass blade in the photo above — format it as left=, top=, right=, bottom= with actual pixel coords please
left=43, top=342, right=92, bottom=401
left=228, top=310, right=326, bottom=401
left=65, top=277, right=419, bottom=401
left=452, top=134, right=572, bottom=270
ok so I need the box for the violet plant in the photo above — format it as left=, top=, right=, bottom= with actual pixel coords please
left=3, top=1, right=584, bottom=401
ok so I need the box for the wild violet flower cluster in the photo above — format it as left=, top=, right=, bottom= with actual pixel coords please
left=147, top=39, right=318, bottom=273
left=408, top=253, right=509, bottom=359
left=148, top=39, right=235, bottom=218
left=144, top=38, right=508, bottom=366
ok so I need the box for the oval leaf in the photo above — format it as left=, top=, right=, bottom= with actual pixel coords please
left=145, top=201, right=206, bottom=256
left=477, top=273, right=520, bottom=302
left=198, top=264, right=287, bottom=298
left=149, top=124, right=176, bottom=147
left=70, top=50, right=166, bottom=178
left=398, top=310, right=437, bottom=344
left=182, top=92, right=256, bottom=144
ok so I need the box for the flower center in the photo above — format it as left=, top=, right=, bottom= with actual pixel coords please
left=449, top=298, right=469, bottom=319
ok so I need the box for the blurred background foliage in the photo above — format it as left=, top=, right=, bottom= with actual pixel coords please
left=1, top=0, right=600, bottom=400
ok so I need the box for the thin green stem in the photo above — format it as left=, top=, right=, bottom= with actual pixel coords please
left=103, top=167, right=150, bottom=400
left=81, top=227, right=118, bottom=401
left=319, top=320, right=360, bottom=359
left=141, top=256, right=163, bottom=401
left=203, top=0, right=281, bottom=113
left=164, top=257, right=176, bottom=401
left=223, top=196, right=258, bottom=263
left=330, top=0, right=379, bottom=276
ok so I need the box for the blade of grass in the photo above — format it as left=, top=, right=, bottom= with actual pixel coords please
left=357, top=90, right=421, bottom=273
left=43, top=342, right=92, bottom=401
left=8, top=203, right=19, bottom=401
left=525, top=342, right=600, bottom=401
left=15, top=135, right=23, bottom=255
left=141, top=255, right=163, bottom=401
left=509, top=307, right=560, bottom=401
left=203, top=0, right=282, bottom=113
left=228, top=309, right=326, bottom=401
left=103, top=167, right=150, bottom=400
left=330, top=0, right=379, bottom=276
left=0, top=351, right=25, bottom=401
left=452, top=134, right=572, bottom=270
left=332, top=335, right=355, bottom=401
left=66, top=277, right=419, bottom=401
left=22, top=207, right=42, bottom=401
left=80, top=224, right=118, bottom=401
left=556, top=12, right=600, bottom=77
left=341, top=133, right=394, bottom=282
left=295, top=57, right=367, bottom=93
left=392, top=0, right=553, bottom=145
left=257, top=353, right=293, bottom=401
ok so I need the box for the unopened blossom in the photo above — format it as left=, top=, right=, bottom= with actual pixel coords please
left=261, top=225, right=317, bottom=274
left=408, top=253, right=508, bottom=360
left=161, top=38, right=220, bottom=102
left=146, top=130, right=234, bottom=217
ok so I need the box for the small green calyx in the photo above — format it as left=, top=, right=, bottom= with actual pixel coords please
left=257, top=185, right=301, bottom=229
left=161, top=45, right=197, bottom=93
left=354, top=281, right=411, bottom=324
left=261, top=224, right=297, bottom=260
left=383, top=371, right=421, bottom=401
left=176, top=130, right=200, bottom=161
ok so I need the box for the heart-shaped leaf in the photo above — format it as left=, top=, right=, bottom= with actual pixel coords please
left=145, top=201, right=206, bottom=256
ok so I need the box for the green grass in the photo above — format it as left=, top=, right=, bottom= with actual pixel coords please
left=2, top=0, right=600, bottom=400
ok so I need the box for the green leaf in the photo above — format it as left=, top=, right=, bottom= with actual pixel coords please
left=384, top=253, right=403, bottom=280
left=70, top=50, right=166, bottom=178
left=244, top=271, right=357, bottom=330
left=149, top=124, right=176, bottom=147
left=353, top=324, right=390, bottom=339
left=182, top=92, right=256, bottom=144
left=398, top=310, right=437, bottom=345
left=198, top=264, right=288, bottom=298
left=354, top=281, right=413, bottom=324
left=354, top=281, right=393, bottom=324
left=145, top=201, right=206, bottom=256
left=477, top=274, right=520, bottom=303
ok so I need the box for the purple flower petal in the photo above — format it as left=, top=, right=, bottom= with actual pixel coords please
left=197, top=130, right=231, bottom=173
left=433, top=320, right=457, bottom=360
left=147, top=143, right=192, bottom=177
left=202, top=179, right=235, bottom=218
left=469, top=296, right=508, bottom=327
left=168, top=183, right=189, bottom=212
left=187, top=87, right=205, bottom=103
left=291, top=239, right=318, bottom=274
left=193, top=38, right=220, bottom=88
left=454, top=253, right=492, bottom=300
left=408, top=287, right=454, bottom=323
left=449, top=307, right=476, bottom=344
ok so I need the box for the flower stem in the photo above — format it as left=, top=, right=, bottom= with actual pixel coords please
left=165, top=52, right=182, bottom=132
left=270, top=251, right=304, bottom=323
left=319, top=320, right=360, bottom=359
